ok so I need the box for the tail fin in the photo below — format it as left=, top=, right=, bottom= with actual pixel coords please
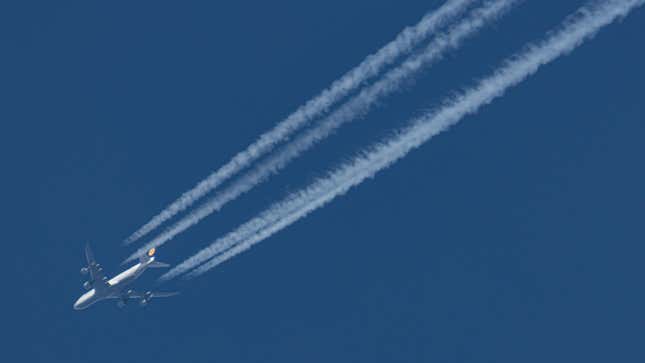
left=138, top=247, right=170, bottom=267
left=148, top=261, right=170, bottom=268
left=139, top=247, right=157, bottom=263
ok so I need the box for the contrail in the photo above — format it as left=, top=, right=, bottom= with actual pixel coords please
left=123, top=0, right=477, bottom=245
left=124, top=0, right=516, bottom=263
left=160, top=0, right=644, bottom=281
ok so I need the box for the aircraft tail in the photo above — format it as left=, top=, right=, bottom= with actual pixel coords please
left=136, top=247, right=171, bottom=268
left=139, top=247, right=157, bottom=263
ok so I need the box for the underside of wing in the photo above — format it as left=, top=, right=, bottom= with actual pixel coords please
left=127, top=289, right=180, bottom=299
left=84, top=244, right=109, bottom=290
left=150, top=291, right=180, bottom=298
left=110, top=289, right=179, bottom=307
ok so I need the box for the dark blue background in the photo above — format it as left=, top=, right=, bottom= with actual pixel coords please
left=2, top=1, right=644, bottom=362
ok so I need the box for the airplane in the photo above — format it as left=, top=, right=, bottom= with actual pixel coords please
left=73, top=244, right=178, bottom=310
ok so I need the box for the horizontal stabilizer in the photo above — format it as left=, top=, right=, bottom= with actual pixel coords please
left=148, top=261, right=170, bottom=268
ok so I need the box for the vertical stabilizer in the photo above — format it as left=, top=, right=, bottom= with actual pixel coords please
left=139, top=247, right=156, bottom=263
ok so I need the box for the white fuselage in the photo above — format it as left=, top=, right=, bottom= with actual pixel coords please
left=73, top=259, right=151, bottom=310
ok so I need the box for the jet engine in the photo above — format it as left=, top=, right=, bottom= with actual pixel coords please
left=83, top=281, right=92, bottom=290
left=139, top=292, right=153, bottom=306
left=80, top=267, right=88, bottom=275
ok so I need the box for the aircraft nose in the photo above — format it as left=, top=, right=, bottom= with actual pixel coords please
left=74, top=290, right=95, bottom=310
left=73, top=297, right=84, bottom=310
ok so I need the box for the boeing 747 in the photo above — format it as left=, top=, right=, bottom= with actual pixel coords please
left=73, top=244, right=178, bottom=310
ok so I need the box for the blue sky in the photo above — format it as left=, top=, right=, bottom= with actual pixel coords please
left=2, top=1, right=644, bottom=362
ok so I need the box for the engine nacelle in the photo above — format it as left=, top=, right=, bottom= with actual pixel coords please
left=80, top=267, right=88, bottom=275
left=83, top=281, right=92, bottom=290
left=139, top=299, right=149, bottom=306
left=144, top=291, right=153, bottom=300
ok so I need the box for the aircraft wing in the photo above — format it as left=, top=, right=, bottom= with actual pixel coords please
left=148, top=291, right=180, bottom=298
left=127, top=290, right=180, bottom=299
left=84, top=244, right=109, bottom=290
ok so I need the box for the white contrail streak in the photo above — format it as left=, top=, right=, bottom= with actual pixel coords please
left=160, top=0, right=644, bottom=281
left=123, top=0, right=476, bottom=245
left=124, top=0, right=515, bottom=263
